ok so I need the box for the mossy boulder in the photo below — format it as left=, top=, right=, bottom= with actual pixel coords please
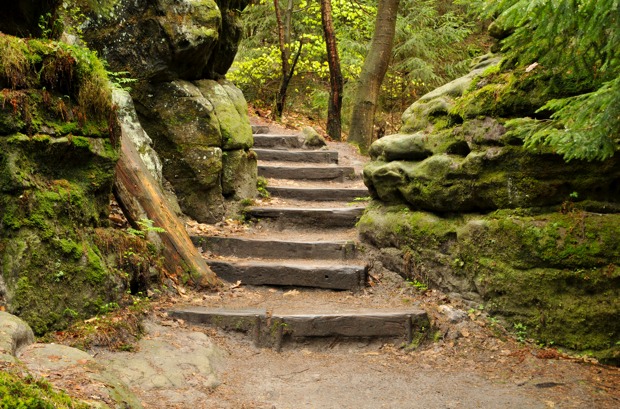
left=359, top=204, right=620, bottom=364
left=135, top=79, right=256, bottom=223
left=362, top=54, right=620, bottom=364
left=0, top=34, right=158, bottom=335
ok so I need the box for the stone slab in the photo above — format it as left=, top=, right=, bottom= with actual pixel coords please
left=253, top=134, right=303, bottom=149
left=258, top=165, right=355, bottom=181
left=246, top=206, right=365, bottom=228
left=251, top=125, right=270, bottom=134
left=192, top=236, right=359, bottom=260
left=207, top=260, right=367, bottom=290
left=168, top=307, right=429, bottom=349
left=254, top=148, right=338, bottom=164
left=266, top=186, right=369, bottom=202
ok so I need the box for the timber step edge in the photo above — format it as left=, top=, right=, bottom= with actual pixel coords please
left=266, top=186, right=370, bottom=202
left=191, top=236, right=360, bottom=260
left=254, top=148, right=339, bottom=164
left=252, top=125, right=270, bottom=134
left=244, top=206, right=365, bottom=228
left=253, top=134, right=303, bottom=149
left=168, top=307, right=430, bottom=351
left=206, top=259, right=367, bottom=291
left=258, top=165, right=356, bottom=181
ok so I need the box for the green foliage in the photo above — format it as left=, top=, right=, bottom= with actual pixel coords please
left=231, top=0, right=487, bottom=132
left=127, top=218, right=166, bottom=238
left=0, top=370, right=88, bottom=409
left=474, top=0, right=620, bottom=161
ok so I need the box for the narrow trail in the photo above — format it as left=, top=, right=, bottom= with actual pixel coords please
left=32, top=122, right=619, bottom=408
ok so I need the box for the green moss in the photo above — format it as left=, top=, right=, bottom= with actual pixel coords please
left=0, top=370, right=89, bottom=409
left=361, top=203, right=620, bottom=362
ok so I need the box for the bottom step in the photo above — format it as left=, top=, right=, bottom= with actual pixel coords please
left=207, top=260, right=366, bottom=290
left=169, top=307, right=429, bottom=350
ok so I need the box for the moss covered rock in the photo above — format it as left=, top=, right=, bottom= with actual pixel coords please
left=359, top=204, right=620, bottom=364
left=362, top=53, right=620, bottom=364
left=0, top=34, right=157, bottom=335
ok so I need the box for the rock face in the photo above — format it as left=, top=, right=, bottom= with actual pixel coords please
left=82, top=0, right=256, bottom=222
left=0, top=35, right=142, bottom=334
left=362, top=55, right=620, bottom=364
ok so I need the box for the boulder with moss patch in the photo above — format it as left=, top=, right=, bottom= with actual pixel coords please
left=362, top=55, right=620, bottom=364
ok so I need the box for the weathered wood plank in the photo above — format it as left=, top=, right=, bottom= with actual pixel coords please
left=246, top=206, right=364, bottom=228
left=169, top=307, right=265, bottom=332
left=253, top=134, right=303, bottom=149
left=254, top=148, right=338, bottom=163
left=191, top=236, right=359, bottom=260
left=207, top=260, right=366, bottom=290
left=266, top=186, right=369, bottom=201
left=258, top=165, right=355, bottom=181
left=277, top=311, right=427, bottom=337
left=114, top=132, right=219, bottom=289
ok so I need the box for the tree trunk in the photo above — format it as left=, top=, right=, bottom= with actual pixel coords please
left=320, top=0, right=343, bottom=141
left=273, top=0, right=295, bottom=120
left=114, top=133, right=220, bottom=290
left=348, top=0, right=400, bottom=152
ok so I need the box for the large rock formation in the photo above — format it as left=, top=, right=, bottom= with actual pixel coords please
left=0, top=34, right=157, bottom=334
left=362, top=55, right=620, bottom=364
left=81, top=0, right=256, bottom=222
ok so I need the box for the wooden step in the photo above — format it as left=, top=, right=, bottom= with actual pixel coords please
left=245, top=206, right=365, bottom=228
left=168, top=307, right=429, bottom=350
left=251, top=125, right=270, bottom=134
left=253, top=134, right=302, bottom=149
left=267, top=186, right=369, bottom=202
left=191, top=236, right=359, bottom=260
left=258, top=165, right=355, bottom=181
left=206, top=259, right=366, bottom=291
left=254, top=148, right=338, bottom=164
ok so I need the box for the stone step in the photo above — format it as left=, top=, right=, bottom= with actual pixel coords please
left=169, top=307, right=430, bottom=350
left=251, top=125, right=270, bottom=134
left=267, top=186, right=369, bottom=202
left=254, top=148, right=338, bottom=164
left=245, top=206, right=365, bottom=228
left=206, top=259, right=366, bottom=291
left=253, top=134, right=303, bottom=149
left=192, top=236, right=360, bottom=260
left=258, top=165, right=355, bottom=181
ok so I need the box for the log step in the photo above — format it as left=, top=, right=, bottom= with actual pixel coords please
left=252, top=125, right=270, bottom=134
left=169, top=307, right=430, bottom=350
left=258, top=165, right=355, bottom=181
left=191, top=236, right=359, bottom=260
left=245, top=206, right=365, bottom=228
left=253, top=134, right=303, bottom=149
left=206, top=259, right=367, bottom=291
left=254, top=148, right=338, bottom=164
left=266, top=186, right=369, bottom=202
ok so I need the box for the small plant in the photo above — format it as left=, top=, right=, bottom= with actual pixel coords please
left=406, top=279, right=428, bottom=292
left=99, top=302, right=120, bottom=314
left=127, top=218, right=165, bottom=238
left=240, top=198, right=255, bottom=207
left=514, top=322, right=528, bottom=343
left=257, top=176, right=270, bottom=198
left=107, top=69, right=137, bottom=92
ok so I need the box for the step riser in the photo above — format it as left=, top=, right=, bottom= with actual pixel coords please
left=169, top=308, right=430, bottom=350
left=246, top=207, right=364, bottom=228
left=267, top=187, right=369, bottom=202
left=207, top=261, right=366, bottom=291
left=258, top=166, right=355, bottom=181
left=254, top=135, right=303, bottom=149
left=252, top=125, right=270, bottom=134
left=192, top=236, right=359, bottom=260
left=254, top=149, right=338, bottom=164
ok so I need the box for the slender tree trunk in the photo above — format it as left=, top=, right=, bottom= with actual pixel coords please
left=274, top=0, right=295, bottom=120
left=320, top=0, right=343, bottom=141
left=348, top=0, right=400, bottom=152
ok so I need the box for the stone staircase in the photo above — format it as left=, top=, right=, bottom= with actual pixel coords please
left=172, top=125, right=428, bottom=350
